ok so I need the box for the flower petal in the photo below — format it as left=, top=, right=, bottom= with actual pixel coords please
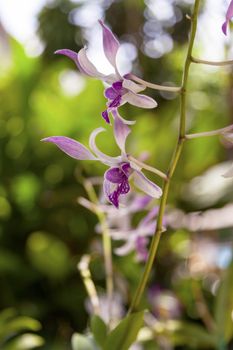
left=78, top=48, right=106, bottom=78
left=99, top=20, right=120, bottom=70
left=55, top=48, right=116, bottom=84
left=103, top=178, right=119, bottom=208
left=130, top=195, right=152, bottom=212
left=222, top=21, right=228, bottom=36
left=133, top=170, right=162, bottom=198
left=104, top=87, right=118, bottom=99
left=41, top=136, right=96, bottom=160
left=111, top=109, right=136, bottom=125
left=114, top=240, right=135, bottom=256
left=222, top=0, right=233, bottom=35
left=123, top=91, right=158, bottom=109
left=113, top=113, right=131, bottom=154
left=89, top=128, right=121, bottom=166
left=223, top=164, right=233, bottom=177
left=122, top=78, right=145, bottom=93
left=139, top=207, right=159, bottom=227
left=55, top=49, right=87, bottom=74
left=102, top=110, right=110, bottom=124
left=105, top=167, right=126, bottom=184
left=135, top=236, right=149, bottom=262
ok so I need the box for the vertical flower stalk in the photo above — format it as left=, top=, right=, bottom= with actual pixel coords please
left=83, top=179, right=114, bottom=325
left=128, top=0, right=201, bottom=314
left=77, top=255, right=100, bottom=315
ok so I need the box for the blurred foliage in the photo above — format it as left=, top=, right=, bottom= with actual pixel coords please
left=0, top=0, right=233, bottom=349
left=0, top=308, right=44, bottom=349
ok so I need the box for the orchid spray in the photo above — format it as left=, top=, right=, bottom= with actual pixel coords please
left=43, top=1, right=233, bottom=348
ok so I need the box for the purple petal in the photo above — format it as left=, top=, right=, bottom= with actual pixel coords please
left=123, top=91, right=158, bottom=109
left=55, top=49, right=86, bottom=74
left=99, top=20, right=120, bottom=70
left=133, top=170, right=162, bottom=198
left=104, top=87, right=118, bottom=99
left=222, top=21, right=228, bottom=35
left=55, top=49, right=117, bottom=84
left=102, top=110, right=110, bottom=124
left=114, top=240, right=135, bottom=256
left=109, top=95, right=122, bottom=108
left=109, top=192, right=119, bottom=208
left=222, top=0, right=233, bottom=35
left=113, top=113, right=131, bottom=154
left=139, top=207, right=159, bottom=227
left=78, top=48, right=106, bottom=78
left=135, top=236, right=149, bottom=262
left=130, top=195, right=152, bottom=212
left=89, top=128, right=121, bottom=166
left=41, top=136, right=96, bottom=160
left=121, top=163, right=132, bottom=177
left=226, top=0, right=233, bottom=20
left=112, top=81, right=123, bottom=91
left=118, top=180, right=130, bottom=194
left=105, top=167, right=126, bottom=184
left=103, top=174, right=130, bottom=208
left=103, top=178, right=119, bottom=208
left=138, top=221, right=156, bottom=236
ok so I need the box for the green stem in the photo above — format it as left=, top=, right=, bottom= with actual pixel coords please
left=128, top=0, right=201, bottom=314
left=186, top=124, right=233, bottom=139
left=83, top=180, right=113, bottom=324
left=128, top=155, right=168, bottom=181
left=191, top=56, right=233, bottom=66
left=78, top=255, right=100, bottom=315
left=127, top=74, right=181, bottom=92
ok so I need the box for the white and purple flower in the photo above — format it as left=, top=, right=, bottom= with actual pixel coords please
left=55, top=20, right=157, bottom=124
left=42, top=114, right=162, bottom=208
left=222, top=0, right=233, bottom=35
left=111, top=206, right=160, bottom=262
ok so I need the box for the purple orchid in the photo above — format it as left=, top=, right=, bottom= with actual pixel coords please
left=42, top=114, right=162, bottom=208
left=55, top=20, right=157, bottom=124
left=111, top=206, right=161, bottom=261
left=222, top=0, right=233, bottom=35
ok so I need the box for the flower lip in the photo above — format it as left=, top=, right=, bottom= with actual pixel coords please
left=105, top=167, right=128, bottom=184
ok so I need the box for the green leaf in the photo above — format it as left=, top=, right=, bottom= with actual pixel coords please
left=104, top=311, right=144, bottom=350
left=90, top=315, right=107, bottom=348
left=2, top=333, right=44, bottom=350
left=0, top=309, right=17, bottom=327
left=71, top=333, right=96, bottom=350
left=214, top=261, right=233, bottom=342
left=0, top=317, right=41, bottom=342
left=153, top=320, right=217, bottom=349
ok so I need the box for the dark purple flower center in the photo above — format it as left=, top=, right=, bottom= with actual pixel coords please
left=105, top=163, right=132, bottom=208
left=102, top=81, right=125, bottom=123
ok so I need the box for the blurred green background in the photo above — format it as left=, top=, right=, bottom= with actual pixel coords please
left=0, top=0, right=233, bottom=349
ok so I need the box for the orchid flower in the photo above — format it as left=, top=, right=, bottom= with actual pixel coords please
left=42, top=114, right=162, bottom=208
left=55, top=20, right=157, bottom=124
left=110, top=207, right=160, bottom=262
left=222, top=0, right=233, bottom=35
